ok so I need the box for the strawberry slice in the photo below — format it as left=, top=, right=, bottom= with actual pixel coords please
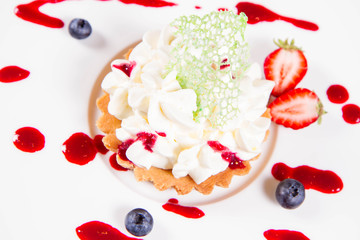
left=269, top=88, right=325, bottom=130
left=264, top=39, right=308, bottom=97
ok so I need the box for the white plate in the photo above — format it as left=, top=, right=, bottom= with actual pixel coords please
left=1, top=0, right=360, bottom=239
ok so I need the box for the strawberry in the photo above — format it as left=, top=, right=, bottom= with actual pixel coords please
left=269, top=88, right=325, bottom=130
left=264, top=39, right=308, bottom=97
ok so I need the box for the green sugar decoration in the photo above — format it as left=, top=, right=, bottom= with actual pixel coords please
left=166, top=11, right=250, bottom=127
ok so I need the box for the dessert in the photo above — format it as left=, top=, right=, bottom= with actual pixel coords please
left=96, top=11, right=274, bottom=194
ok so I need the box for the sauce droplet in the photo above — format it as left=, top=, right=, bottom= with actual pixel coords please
left=207, top=141, right=245, bottom=169
left=264, top=229, right=310, bottom=240
left=162, top=198, right=205, bottom=219
left=326, top=84, right=349, bottom=104
left=93, top=134, right=109, bottom=154
left=112, top=61, right=136, bottom=77
left=272, top=162, right=343, bottom=194
left=62, top=132, right=97, bottom=165
left=76, top=221, right=141, bottom=240
left=235, top=2, right=319, bottom=31
left=0, top=66, right=30, bottom=83
left=13, top=127, right=45, bottom=153
left=109, top=153, right=128, bottom=171
left=342, top=104, right=360, bottom=124
left=14, top=0, right=65, bottom=28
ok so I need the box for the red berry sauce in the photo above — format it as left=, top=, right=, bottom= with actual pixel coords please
left=156, top=131, right=166, bottom=137
left=13, top=127, right=45, bottom=153
left=0, top=66, right=30, bottom=83
left=118, top=139, right=135, bottom=161
left=62, top=132, right=98, bottom=165
left=109, top=153, right=128, bottom=171
left=162, top=198, right=205, bottom=219
left=14, top=0, right=176, bottom=28
left=136, top=132, right=157, bottom=152
left=207, top=141, right=245, bottom=169
left=326, top=84, right=349, bottom=104
left=93, top=134, right=109, bottom=154
left=14, top=0, right=66, bottom=28
left=264, top=229, right=310, bottom=240
left=112, top=61, right=136, bottom=77
left=342, top=104, right=360, bottom=124
left=118, top=0, right=177, bottom=7
left=76, top=221, right=140, bottom=240
left=235, top=2, right=319, bottom=31
left=271, top=162, right=343, bottom=194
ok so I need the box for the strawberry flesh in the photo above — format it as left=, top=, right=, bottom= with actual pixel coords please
left=264, top=41, right=307, bottom=97
left=269, top=88, right=322, bottom=130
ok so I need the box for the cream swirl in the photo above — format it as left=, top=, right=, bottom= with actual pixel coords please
left=101, top=26, right=274, bottom=184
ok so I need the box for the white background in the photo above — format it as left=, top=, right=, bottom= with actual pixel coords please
left=1, top=0, right=360, bottom=239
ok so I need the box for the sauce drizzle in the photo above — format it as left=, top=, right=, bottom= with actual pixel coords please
left=235, top=2, right=319, bottom=31
left=271, top=162, right=343, bottom=194
left=0, top=66, right=30, bottom=83
left=162, top=198, right=205, bottom=219
left=264, top=229, right=310, bottom=240
left=76, top=220, right=140, bottom=240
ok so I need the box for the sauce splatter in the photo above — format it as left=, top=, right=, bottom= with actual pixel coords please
left=93, top=134, right=109, bottom=154
left=264, top=229, right=310, bottom=240
left=207, top=141, right=245, bottom=169
left=62, top=132, right=98, bottom=165
left=13, top=127, right=45, bottom=153
left=342, top=104, right=360, bottom=124
left=112, top=61, right=136, bottom=77
left=326, top=84, right=349, bottom=104
left=15, top=0, right=176, bottom=28
left=235, top=2, right=319, bottom=31
left=76, top=221, right=140, bottom=240
left=109, top=153, right=128, bottom=171
left=0, top=66, right=30, bottom=83
left=272, top=162, right=343, bottom=194
left=14, top=0, right=66, bottom=28
left=162, top=198, right=205, bottom=219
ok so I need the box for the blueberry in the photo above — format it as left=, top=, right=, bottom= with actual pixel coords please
left=125, top=208, right=153, bottom=237
left=275, top=178, right=305, bottom=209
left=68, top=18, right=92, bottom=39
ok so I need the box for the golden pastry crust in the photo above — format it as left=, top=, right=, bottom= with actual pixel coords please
left=96, top=92, right=270, bottom=195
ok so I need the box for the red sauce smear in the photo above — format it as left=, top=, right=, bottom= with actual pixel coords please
left=0, top=66, right=30, bottom=83
left=62, top=132, right=98, bottom=165
left=14, top=0, right=176, bottom=28
left=13, top=127, right=45, bottom=153
left=76, top=221, right=141, bottom=240
left=326, top=84, right=349, bottom=104
left=342, top=104, right=360, bottom=124
left=207, top=141, right=245, bottom=169
left=235, top=2, right=319, bottom=31
left=272, top=162, right=343, bottom=194
left=118, top=139, right=135, bottom=161
left=93, top=134, right=109, bottom=154
left=109, top=153, right=128, bottom=171
left=14, top=0, right=66, bottom=28
left=195, top=5, right=201, bottom=9
left=112, top=61, right=136, bottom=77
left=117, top=0, right=177, bottom=7
left=155, top=131, right=166, bottom=137
left=264, top=229, right=310, bottom=240
left=162, top=198, right=205, bottom=219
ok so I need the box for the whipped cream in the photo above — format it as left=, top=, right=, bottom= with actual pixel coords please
left=101, top=26, right=274, bottom=184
